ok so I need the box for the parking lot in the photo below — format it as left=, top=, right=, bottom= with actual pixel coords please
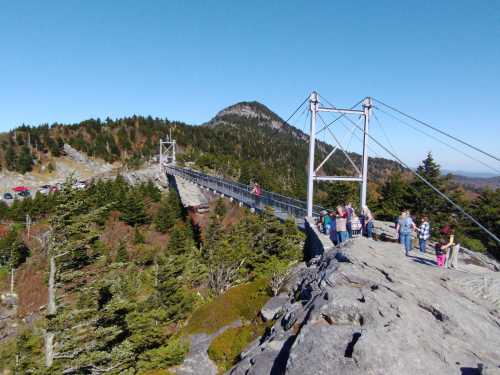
left=1, top=180, right=88, bottom=206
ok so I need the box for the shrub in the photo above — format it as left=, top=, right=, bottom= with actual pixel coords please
left=461, top=237, right=487, bottom=253
left=137, top=337, right=189, bottom=371
left=208, top=325, right=258, bottom=372
left=186, top=278, right=270, bottom=334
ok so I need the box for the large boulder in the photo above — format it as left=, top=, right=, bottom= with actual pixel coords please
left=228, top=238, right=500, bottom=374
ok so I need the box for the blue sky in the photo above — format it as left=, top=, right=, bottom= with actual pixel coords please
left=1, top=1, right=499, bottom=173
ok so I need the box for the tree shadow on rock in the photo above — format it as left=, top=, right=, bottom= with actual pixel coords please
left=270, top=335, right=296, bottom=375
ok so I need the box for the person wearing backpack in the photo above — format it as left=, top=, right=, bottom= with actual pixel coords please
left=417, top=216, right=431, bottom=254
left=396, top=210, right=417, bottom=256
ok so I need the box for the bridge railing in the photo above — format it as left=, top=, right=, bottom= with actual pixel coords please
left=165, top=165, right=324, bottom=220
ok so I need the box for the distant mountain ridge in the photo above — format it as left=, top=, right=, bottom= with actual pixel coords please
left=449, top=173, right=500, bottom=191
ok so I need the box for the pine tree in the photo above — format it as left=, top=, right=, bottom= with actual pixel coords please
left=214, top=198, right=227, bottom=218
left=376, top=171, right=412, bottom=220
left=133, top=226, right=146, bottom=244
left=119, top=190, right=150, bottom=226
left=167, top=221, right=194, bottom=255
left=116, top=240, right=129, bottom=263
left=5, top=146, right=17, bottom=171
left=154, top=191, right=183, bottom=233
left=17, top=145, right=33, bottom=173
left=155, top=255, right=193, bottom=321
left=409, top=153, right=450, bottom=228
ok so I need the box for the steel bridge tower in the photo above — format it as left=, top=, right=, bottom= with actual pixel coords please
left=306, top=92, right=372, bottom=217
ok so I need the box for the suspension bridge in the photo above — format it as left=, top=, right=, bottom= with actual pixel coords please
left=160, top=92, right=500, bottom=247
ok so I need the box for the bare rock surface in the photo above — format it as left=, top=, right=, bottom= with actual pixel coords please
left=229, top=237, right=500, bottom=375
left=174, top=320, right=242, bottom=375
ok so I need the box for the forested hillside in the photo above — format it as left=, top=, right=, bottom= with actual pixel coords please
left=1, top=101, right=498, bottom=257
left=0, top=102, right=403, bottom=199
left=0, top=176, right=304, bottom=373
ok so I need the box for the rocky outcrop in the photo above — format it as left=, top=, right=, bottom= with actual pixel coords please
left=174, top=320, right=242, bottom=375
left=0, top=293, right=18, bottom=342
left=229, top=237, right=500, bottom=374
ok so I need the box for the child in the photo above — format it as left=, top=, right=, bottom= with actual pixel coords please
left=435, top=238, right=447, bottom=267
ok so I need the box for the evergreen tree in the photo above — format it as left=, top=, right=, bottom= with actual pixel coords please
left=119, top=190, right=150, bottom=226
left=133, top=226, right=146, bottom=244
left=167, top=221, right=194, bottom=255
left=470, top=188, right=500, bottom=258
left=17, top=145, right=33, bottom=173
left=5, top=146, right=17, bottom=171
left=155, top=255, right=193, bottom=321
left=376, top=171, right=412, bottom=220
left=409, top=153, right=451, bottom=229
left=116, top=240, right=129, bottom=263
left=214, top=198, right=227, bottom=218
left=154, top=191, right=182, bottom=233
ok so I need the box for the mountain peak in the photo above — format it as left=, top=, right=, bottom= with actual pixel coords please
left=207, top=101, right=286, bottom=131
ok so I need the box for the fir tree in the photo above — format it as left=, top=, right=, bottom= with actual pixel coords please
left=116, top=240, right=129, bottom=263
left=119, top=190, right=150, bottom=226
left=376, top=171, right=412, bottom=220
left=17, top=145, right=33, bottom=173
left=154, top=191, right=183, bottom=233
left=133, top=226, right=146, bottom=244
left=167, top=221, right=194, bottom=255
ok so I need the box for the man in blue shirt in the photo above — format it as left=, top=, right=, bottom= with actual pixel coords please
left=396, top=210, right=417, bottom=256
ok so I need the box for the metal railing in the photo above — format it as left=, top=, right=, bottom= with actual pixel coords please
left=165, top=165, right=325, bottom=221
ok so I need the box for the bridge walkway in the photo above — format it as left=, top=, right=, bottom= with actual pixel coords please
left=165, top=165, right=325, bottom=227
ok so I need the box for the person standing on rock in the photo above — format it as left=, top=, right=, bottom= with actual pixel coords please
left=328, top=210, right=337, bottom=245
left=396, top=210, right=417, bottom=256
left=435, top=237, right=447, bottom=267
left=362, top=205, right=374, bottom=239
left=346, top=202, right=354, bottom=238
left=336, top=206, right=348, bottom=244
left=417, top=216, right=430, bottom=254
left=441, top=225, right=459, bottom=269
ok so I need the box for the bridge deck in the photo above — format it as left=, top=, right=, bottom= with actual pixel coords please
left=165, top=165, right=324, bottom=227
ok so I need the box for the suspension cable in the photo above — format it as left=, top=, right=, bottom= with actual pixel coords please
left=374, top=106, right=500, bottom=175
left=318, top=114, right=361, bottom=175
left=341, top=115, right=500, bottom=244
left=282, top=96, right=310, bottom=127
left=372, top=98, right=500, bottom=164
left=315, top=96, right=365, bottom=135
left=372, top=110, right=398, bottom=157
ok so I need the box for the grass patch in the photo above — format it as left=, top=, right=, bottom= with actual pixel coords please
left=185, top=278, right=271, bottom=334
left=208, top=323, right=268, bottom=373
left=0, top=266, right=9, bottom=291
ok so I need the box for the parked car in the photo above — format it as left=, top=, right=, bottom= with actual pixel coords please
left=3, top=192, right=13, bottom=200
left=73, top=181, right=87, bottom=190
left=17, top=190, right=31, bottom=198
left=39, top=185, right=51, bottom=195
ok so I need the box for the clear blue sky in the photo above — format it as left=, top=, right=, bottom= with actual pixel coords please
left=1, top=1, right=499, bottom=173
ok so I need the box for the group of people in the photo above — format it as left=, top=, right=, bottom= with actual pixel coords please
left=317, top=203, right=374, bottom=245
left=396, top=210, right=460, bottom=269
